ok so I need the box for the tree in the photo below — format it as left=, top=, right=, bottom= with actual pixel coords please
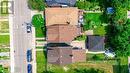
left=28, top=0, right=46, bottom=11
left=105, top=0, right=130, bottom=56
left=0, top=65, right=4, bottom=73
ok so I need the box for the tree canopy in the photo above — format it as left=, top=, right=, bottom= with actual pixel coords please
left=28, top=0, right=46, bottom=11
left=106, top=0, right=130, bottom=56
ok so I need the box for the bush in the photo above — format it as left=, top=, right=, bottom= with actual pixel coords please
left=32, top=14, right=46, bottom=37
left=76, top=1, right=100, bottom=11
left=92, top=55, right=100, bottom=60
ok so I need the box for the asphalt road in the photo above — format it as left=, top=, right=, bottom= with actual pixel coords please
left=12, top=0, right=32, bottom=73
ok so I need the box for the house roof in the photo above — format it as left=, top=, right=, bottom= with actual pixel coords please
left=46, top=24, right=81, bottom=43
left=45, top=0, right=76, bottom=6
left=47, top=46, right=86, bottom=65
left=86, top=36, right=105, bottom=52
left=45, top=7, right=78, bottom=26
left=47, top=47, right=73, bottom=65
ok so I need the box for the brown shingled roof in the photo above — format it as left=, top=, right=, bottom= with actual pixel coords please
left=45, top=7, right=78, bottom=26
left=47, top=24, right=81, bottom=43
left=47, top=45, right=86, bottom=65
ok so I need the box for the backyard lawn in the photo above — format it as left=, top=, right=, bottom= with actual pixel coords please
left=83, top=13, right=106, bottom=36
left=84, top=13, right=102, bottom=25
left=93, top=26, right=106, bottom=36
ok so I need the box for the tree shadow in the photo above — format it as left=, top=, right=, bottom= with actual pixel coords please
left=113, top=65, right=128, bottom=73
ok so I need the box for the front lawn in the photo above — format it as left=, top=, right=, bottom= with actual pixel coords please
left=0, top=21, right=9, bottom=33
left=36, top=51, right=46, bottom=73
left=0, top=35, right=10, bottom=45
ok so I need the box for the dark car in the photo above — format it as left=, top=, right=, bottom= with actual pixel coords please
left=26, top=23, right=32, bottom=33
left=27, top=49, right=32, bottom=62
left=27, top=64, right=32, bottom=73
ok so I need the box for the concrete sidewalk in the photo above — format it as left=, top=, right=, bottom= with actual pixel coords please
left=0, top=52, right=10, bottom=56
left=32, top=27, right=36, bottom=73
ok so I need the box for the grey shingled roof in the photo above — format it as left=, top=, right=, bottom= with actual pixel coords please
left=45, top=0, right=76, bottom=6
left=86, top=36, right=105, bottom=52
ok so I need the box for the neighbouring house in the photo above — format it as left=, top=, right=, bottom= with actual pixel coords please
left=45, top=0, right=76, bottom=7
left=86, top=35, right=105, bottom=52
left=45, top=7, right=86, bottom=65
left=47, top=43, right=86, bottom=65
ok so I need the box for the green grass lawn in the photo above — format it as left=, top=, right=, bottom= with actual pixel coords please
left=83, top=13, right=106, bottom=36
left=0, top=21, right=9, bottom=33
left=0, top=56, right=10, bottom=60
left=0, top=48, right=10, bottom=52
left=93, top=26, right=106, bottom=36
left=83, top=13, right=102, bottom=31
left=35, top=27, right=45, bottom=37
left=36, top=51, right=46, bottom=73
left=0, top=35, right=10, bottom=45
left=84, top=13, right=102, bottom=25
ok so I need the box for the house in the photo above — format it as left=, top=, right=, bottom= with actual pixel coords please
left=45, top=7, right=86, bottom=65
left=45, top=7, right=79, bottom=26
left=47, top=43, right=86, bottom=65
left=46, top=24, right=81, bottom=43
left=86, top=35, right=105, bottom=52
left=45, top=0, right=76, bottom=7
left=45, top=7, right=81, bottom=43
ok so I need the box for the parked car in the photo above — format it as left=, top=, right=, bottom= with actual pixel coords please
left=26, top=23, right=32, bottom=33
left=27, top=64, right=32, bottom=73
left=27, top=49, right=32, bottom=62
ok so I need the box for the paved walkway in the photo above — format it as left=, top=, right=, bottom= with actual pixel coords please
left=0, top=18, right=8, bottom=21
left=87, top=51, right=105, bottom=54
left=0, top=33, right=9, bottom=35
left=36, top=49, right=45, bottom=51
left=36, top=38, right=45, bottom=40
left=0, top=52, right=10, bottom=56
left=31, top=10, right=44, bottom=18
left=0, top=60, right=10, bottom=67
left=32, top=27, right=37, bottom=73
